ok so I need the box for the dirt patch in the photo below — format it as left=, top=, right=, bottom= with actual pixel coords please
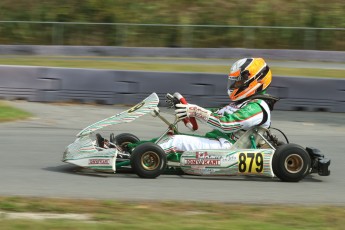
left=0, top=211, right=91, bottom=220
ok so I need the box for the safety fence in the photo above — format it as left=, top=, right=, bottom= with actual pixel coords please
left=0, top=65, right=344, bottom=112
left=0, top=21, right=344, bottom=50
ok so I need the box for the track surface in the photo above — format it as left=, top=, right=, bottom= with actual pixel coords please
left=0, top=101, right=344, bottom=204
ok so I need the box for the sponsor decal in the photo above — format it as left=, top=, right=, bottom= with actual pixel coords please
left=183, top=151, right=224, bottom=166
left=196, top=151, right=208, bottom=159
left=89, top=159, right=110, bottom=165
left=190, top=165, right=206, bottom=169
left=196, top=151, right=222, bottom=160
left=128, top=102, right=145, bottom=113
left=183, top=168, right=219, bottom=175
left=185, top=159, right=220, bottom=166
left=201, top=168, right=219, bottom=175
left=184, top=151, right=239, bottom=166
left=222, top=154, right=237, bottom=162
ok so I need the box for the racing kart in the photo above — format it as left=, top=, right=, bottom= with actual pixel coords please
left=62, top=92, right=331, bottom=182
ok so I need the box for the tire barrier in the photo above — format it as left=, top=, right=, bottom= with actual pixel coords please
left=0, top=65, right=344, bottom=112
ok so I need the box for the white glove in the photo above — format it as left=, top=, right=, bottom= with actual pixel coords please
left=175, top=103, right=211, bottom=122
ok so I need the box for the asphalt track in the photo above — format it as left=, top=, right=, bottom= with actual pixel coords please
left=0, top=100, right=344, bottom=204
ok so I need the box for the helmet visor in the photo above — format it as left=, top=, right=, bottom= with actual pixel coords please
left=227, top=75, right=246, bottom=92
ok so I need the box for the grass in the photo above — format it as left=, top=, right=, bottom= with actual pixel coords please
left=0, top=56, right=344, bottom=78
left=0, top=101, right=31, bottom=122
left=0, top=196, right=344, bottom=229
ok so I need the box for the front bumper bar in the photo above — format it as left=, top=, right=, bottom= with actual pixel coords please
left=306, top=147, right=331, bottom=176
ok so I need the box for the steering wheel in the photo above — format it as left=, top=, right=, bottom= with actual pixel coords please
left=173, top=92, right=198, bottom=131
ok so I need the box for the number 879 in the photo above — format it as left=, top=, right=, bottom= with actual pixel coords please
left=238, top=152, right=264, bottom=173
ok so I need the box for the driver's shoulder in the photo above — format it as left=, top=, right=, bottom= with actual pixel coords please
left=241, top=98, right=264, bottom=109
left=241, top=99, right=270, bottom=115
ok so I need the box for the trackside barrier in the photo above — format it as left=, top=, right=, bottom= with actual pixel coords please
left=0, top=65, right=344, bottom=112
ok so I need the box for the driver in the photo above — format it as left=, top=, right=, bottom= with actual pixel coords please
left=158, top=57, right=278, bottom=154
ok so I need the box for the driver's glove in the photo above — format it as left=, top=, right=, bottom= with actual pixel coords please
left=175, top=103, right=211, bottom=122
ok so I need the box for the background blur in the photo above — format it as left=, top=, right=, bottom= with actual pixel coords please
left=0, top=0, right=344, bottom=50
left=0, top=2, right=344, bottom=228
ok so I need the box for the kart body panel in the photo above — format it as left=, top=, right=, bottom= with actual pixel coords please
left=63, top=135, right=118, bottom=172
left=180, top=149, right=274, bottom=177
left=62, top=92, right=159, bottom=171
left=77, top=92, right=159, bottom=137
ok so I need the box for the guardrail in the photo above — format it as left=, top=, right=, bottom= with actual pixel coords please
left=0, top=65, right=344, bottom=112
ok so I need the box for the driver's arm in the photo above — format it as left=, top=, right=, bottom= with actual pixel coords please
left=206, top=102, right=265, bottom=133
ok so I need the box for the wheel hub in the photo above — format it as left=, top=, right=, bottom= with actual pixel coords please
left=141, top=151, right=160, bottom=170
left=285, top=154, right=304, bottom=173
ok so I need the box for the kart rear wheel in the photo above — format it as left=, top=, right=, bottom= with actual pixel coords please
left=113, top=133, right=140, bottom=153
left=272, top=143, right=311, bottom=182
left=130, top=142, right=167, bottom=179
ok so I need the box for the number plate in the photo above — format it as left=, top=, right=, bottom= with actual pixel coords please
left=238, top=152, right=265, bottom=174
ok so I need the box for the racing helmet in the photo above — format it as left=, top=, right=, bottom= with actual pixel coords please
left=227, top=58, right=272, bottom=101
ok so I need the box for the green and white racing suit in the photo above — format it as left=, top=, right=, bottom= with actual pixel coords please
left=158, top=98, right=271, bottom=154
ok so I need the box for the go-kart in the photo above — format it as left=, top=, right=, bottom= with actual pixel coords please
left=62, top=92, right=330, bottom=182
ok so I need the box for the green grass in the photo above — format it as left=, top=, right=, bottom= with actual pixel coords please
left=0, top=101, right=32, bottom=122
left=0, top=56, right=344, bottom=78
left=0, top=196, right=344, bottom=230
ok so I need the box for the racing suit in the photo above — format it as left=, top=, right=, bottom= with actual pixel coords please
left=158, top=98, right=271, bottom=154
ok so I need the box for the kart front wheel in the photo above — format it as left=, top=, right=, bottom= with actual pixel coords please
left=272, top=143, right=311, bottom=182
left=112, top=133, right=140, bottom=153
left=130, top=143, right=167, bottom=179
left=113, top=133, right=140, bottom=173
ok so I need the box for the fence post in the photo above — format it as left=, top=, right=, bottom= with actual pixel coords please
left=243, top=27, right=255, bottom=48
left=304, top=29, right=316, bottom=50
left=52, top=23, right=64, bottom=45
left=116, top=24, right=128, bottom=46
left=181, top=25, right=193, bottom=47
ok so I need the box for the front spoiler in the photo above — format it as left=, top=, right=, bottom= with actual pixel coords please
left=306, top=147, right=331, bottom=176
left=62, top=135, right=118, bottom=172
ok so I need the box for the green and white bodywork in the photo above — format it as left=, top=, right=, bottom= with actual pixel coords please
left=62, top=92, right=330, bottom=181
left=180, top=127, right=275, bottom=177
left=62, top=92, right=275, bottom=177
left=62, top=92, right=160, bottom=172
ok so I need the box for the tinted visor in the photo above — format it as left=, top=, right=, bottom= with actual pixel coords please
left=227, top=75, right=246, bottom=91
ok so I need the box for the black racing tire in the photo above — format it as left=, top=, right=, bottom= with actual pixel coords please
left=113, top=133, right=140, bottom=153
left=130, top=142, right=167, bottom=179
left=272, top=143, right=311, bottom=182
left=113, top=133, right=140, bottom=173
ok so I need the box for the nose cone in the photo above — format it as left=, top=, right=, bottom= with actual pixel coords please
left=62, top=143, right=74, bottom=161
left=62, top=147, right=69, bottom=161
